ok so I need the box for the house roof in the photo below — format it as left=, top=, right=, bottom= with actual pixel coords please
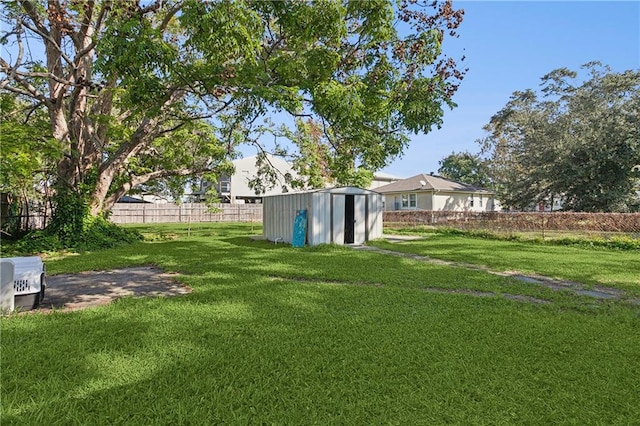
left=375, top=173, right=493, bottom=194
left=373, top=171, right=403, bottom=181
left=263, top=186, right=381, bottom=198
left=117, top=195, right=152, bottom=203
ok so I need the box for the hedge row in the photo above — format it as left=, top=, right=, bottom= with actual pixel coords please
left=383, top=211, right=640, bottom=233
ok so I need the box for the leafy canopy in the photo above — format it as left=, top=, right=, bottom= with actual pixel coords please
left=480, top=62, right=640, bottom=212
left=1, top=0, right=466, bottom=245
left=438, top=151, right=491, bottom=188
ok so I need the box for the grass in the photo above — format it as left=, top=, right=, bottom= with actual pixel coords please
left=372, top=230, right=640, bottom=297
left=2, top=223, right=639, bottom=424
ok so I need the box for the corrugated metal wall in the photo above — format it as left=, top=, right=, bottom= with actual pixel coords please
left=263, top=192, right=312, bottom=244
left=263, top=188, right=383, bottom=246
left=310, top=192, right=331, bottom=245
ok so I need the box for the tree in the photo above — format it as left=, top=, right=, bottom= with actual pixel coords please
left=437, top=151, right=490, bottom=187
left=480, top=63, right=640, bottom=212
left=1, top=0, right=466, bottom=242
left=0, top=93, right=61, bottom=235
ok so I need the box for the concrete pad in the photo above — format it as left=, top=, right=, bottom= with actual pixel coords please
left=35, top=266, right=191, bottom=313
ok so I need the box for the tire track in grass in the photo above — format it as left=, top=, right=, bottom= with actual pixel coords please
left=351, top=245, right=640, bottom=306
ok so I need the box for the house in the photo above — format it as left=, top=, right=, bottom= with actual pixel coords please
left=205, top=154, right=297, bottom=204
left=262, top=187, right=383, bottom=246
left=376, top=173, right=499, bottom=212
left=369, top=171, right=403, bottom=189
left=201, top=154, right=404, bottom=204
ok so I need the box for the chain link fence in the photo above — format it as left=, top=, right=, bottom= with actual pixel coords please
left=383, top=211, right=640, bottom=239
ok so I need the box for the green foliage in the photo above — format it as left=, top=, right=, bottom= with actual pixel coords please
left=2, top=0, right=466, bottom=245
left=46, top=189, right=92, bottom=246
left=481, top=63, right=640, bottom=212
left=0, top=94, right=61, bottom=235
left=438, top=151, right=492, bottom=187
left=5, top=217, right=142, bottom=256
left=75, top=215, right=143, bottom=251
left=3, top=231, right=63, bottom=255
left=4, top=186, right=143, bottom=255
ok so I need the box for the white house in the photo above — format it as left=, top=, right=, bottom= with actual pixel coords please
left=369, top=171, right=403, bottom=189
left=262, top=187, right=383, bottom=246
left=202, top=154, right=404, bottom=204
left=376, top=173, right=499, bottom=212
left=205, top=154, right=296, bottom=204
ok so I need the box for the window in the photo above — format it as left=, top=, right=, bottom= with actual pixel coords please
left=220, top=181, right=230, bottom=193
left=479, top=194, right=483, bottom=207
left=470, top=195, right=474, bottom=207
left=401, top=193, right=417, bottom=209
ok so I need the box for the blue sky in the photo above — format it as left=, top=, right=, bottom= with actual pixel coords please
left=3, top=1, right=637, bottom=181
left=379, top=0, right=640, bottom=178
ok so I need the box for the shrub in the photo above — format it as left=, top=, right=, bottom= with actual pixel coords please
left=4, top=216, right=142, bottom=256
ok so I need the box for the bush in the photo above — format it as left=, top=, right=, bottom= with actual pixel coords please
left=391, top=227, right=640, bottom=251
left=74, top=215, right=143, bottom=251
left=4, top=217, right=142, bottom=256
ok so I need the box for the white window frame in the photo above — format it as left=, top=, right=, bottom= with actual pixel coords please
left=401, top=193, right=417, bottom=209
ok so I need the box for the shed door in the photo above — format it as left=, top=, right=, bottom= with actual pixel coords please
left=353, top=195, right=366, bottom=244
left=344, top=195, right=355, bottom=243
left=332, top=194, right=367, bottom=244
left=342, top=195, right=366, bottom=244
left=332, top=195, right=345, bottom=243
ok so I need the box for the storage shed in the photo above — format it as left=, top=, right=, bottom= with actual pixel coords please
left=263, top=187, right=383, bottom=246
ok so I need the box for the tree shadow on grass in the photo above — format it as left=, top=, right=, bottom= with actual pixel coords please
left=6, top=233, right=640, bottom=423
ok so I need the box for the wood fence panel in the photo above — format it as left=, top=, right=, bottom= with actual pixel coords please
left=109, top=203, right=262, bottom=224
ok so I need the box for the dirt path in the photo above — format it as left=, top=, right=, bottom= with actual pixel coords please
left=353, top=242, right=640, bottom=305
left=34, top=266, right=191, bottom=313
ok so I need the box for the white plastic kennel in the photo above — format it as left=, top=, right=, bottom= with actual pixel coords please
left=1, top=256, right=46, bottom=311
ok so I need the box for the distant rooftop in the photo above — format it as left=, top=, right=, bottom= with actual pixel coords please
left=373, top=171, right=404, bottom=180
left=375, top=173, right=492, bottom=193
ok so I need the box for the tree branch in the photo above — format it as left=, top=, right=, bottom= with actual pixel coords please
left=19, top=13, right=75, bottom=68
left=159, top=2, right=183, bottom=32
left=101, top=89, right=188, bottom=176
left=19, top=0, right=50, bottom=37
left=0, top=58, right=48, bottom=102
left=76, top=0, right=95, bottom=46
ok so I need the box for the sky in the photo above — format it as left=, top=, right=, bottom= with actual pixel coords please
left=2, top=1, right=638, bottom=181
left=379, top=0, right=640, bottom=179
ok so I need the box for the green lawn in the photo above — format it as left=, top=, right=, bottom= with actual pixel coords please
left=370, top=232, right=640, bottom=297
left=2, top=223, right=639, bottom=424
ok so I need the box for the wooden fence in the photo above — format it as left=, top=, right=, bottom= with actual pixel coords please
left=109, top=203, right=262, bottom=224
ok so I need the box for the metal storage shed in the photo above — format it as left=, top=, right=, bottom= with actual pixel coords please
left=262, top=187, right=383, bottom=246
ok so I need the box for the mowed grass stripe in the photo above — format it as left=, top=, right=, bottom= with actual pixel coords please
left=2, top=223, right=639, bottom=424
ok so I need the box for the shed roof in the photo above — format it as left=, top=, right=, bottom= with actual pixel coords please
left=375, top=174, right=492, bottom=194
left=262, top=186, right=381, bottom=198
